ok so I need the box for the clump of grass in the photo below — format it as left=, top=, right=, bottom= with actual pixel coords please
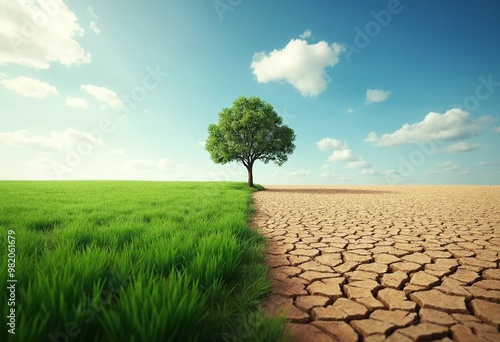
left=99, top=270, right=208, bottom=342
left=27, top=218, right=61, bottom=232
left=0, top=181, right=287, bottom=342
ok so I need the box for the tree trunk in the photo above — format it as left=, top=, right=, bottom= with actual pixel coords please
left=247, top=165, right=254, bottom=187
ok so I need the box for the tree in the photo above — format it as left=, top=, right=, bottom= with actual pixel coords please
left=206, top=96, right=296, bottom=187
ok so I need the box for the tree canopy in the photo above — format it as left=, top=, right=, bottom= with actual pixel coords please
left=206, top=96, right=296, bottom=187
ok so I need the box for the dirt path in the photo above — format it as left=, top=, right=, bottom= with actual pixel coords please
left=252, top=185, right=500, bottom=341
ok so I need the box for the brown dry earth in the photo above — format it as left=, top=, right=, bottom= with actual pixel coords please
left=253, top=185, right=500, bottom=342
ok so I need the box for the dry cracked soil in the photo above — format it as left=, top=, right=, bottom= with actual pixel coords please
left=252, top=185, right=500, bottom=342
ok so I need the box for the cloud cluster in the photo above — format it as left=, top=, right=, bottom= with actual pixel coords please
left=65, top=96, right=89, bottom=109
left=251, top=35, right=344, bottom=97
left=438, top=161, right=459, bottom=172
left=317, top=137, right=374, bottom=172
left=89, top=21, right=100, bottom=34
left=431, top=161, right=472, bottom=177
left=329, top=149, right=354, bottom=162
left=316, top=138, right=345, bottom=151
left=88, top=7, right=100, bottom=34
left=366, top=88, right=391, bottom=104
left=1, top=76, right=58, bottom=98
left=319, top=172, right=351, bottom=181
left=81, top=84, right=124, bottom=110
left=316, top=137, right=354, bottom=162
left=346, top=159, right=372, bottom=169
left=275, top=170, right=312, bottom=178
left=0, top=0, right=91, bottom=69
left=442, top=142, right=480, bottom=154
left=0, top=77, right=123, bottom=111
left=360, top=169, right=398, bottom=177
left=365, top=108, right=492, bottom=146
left=123, top=158, right=181, bottom=172
left=0, top=128, right=103, bottom=152
left=299, top=29, right=312, bottom=40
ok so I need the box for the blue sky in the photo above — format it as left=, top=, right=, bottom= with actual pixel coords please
left=1, top=0, right=499, bottom=185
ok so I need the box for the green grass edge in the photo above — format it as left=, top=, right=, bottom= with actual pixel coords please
left=0, top=181, right=290, bottom=341
left=238, top=182, right=291, bottom=342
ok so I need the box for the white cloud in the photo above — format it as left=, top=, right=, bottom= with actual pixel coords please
left=429, top=162, right=472, bottom=176
left=87, top=7, right=100, bottom=34
left=346, top=108, right=354, bottom=114
left=65, top=96, right=88, bottom=109
left=328, top=149, right=354, bottom=162
left=318, top=138, right=374, bottom=169
left=275, top=170, right=312, bottom=177
left=316, top=138, right=345, bottom=151
left=1, top=76, right=58, bottom=98
left=442, top=142, right=480, bottom=154
left=124, top=159, right=156, bottom=170
left=318, top=138, right=368, bottom=165
left=0, top=0, right=91, bottom=69
left=198, top=140, right=206, bottom=147
left=494, top=126, right=500, bottom=133
left=0, top=128, right=103, bottom=152
left=299, top=29, right=312, bottom=39
left=89, top=21, right=100, bottom=34
left=319, top=172, right=351, bottom=181
left=364, top=132, right=378, bottom=143
left=456, top=169, right=472, bottom=176
left=87, top=6, right=98, bottom=19
left=478, top=162, right=500, bottom=173
left=366, top=89, right=391, bottom=104
left=382, top=169, right=399, bottom=176
left=438, top=161, right=459, bottom=172
left=360, top=169, right=377, bottom=176
left=320, top=172, right=336, bottom=178
left=122, top=158, right=182, bottom=172
left=208, top=164, right=245, bottom=182
left=157, top=158, right=179, bottom=171
left=366, top=108, right=492, bottom=146
left=108, top=149, right=125, bottom=155
left=360, top=169, right=399, bottom=176
left=346, top=159, right=372, bottom=169
left=480, top=161, right=499, bottom=167
left=81, top=84, right=124, bottom=110
left=251, top=39, right=344, bottom=97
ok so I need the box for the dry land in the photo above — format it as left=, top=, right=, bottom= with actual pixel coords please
left=253, top=185, right=500, bottom=341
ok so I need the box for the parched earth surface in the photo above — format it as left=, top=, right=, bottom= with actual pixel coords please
left=253, top=185, right=500, bottom=342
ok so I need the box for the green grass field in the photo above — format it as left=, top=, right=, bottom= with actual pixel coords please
left=0, top=181, right=288, bottom=342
